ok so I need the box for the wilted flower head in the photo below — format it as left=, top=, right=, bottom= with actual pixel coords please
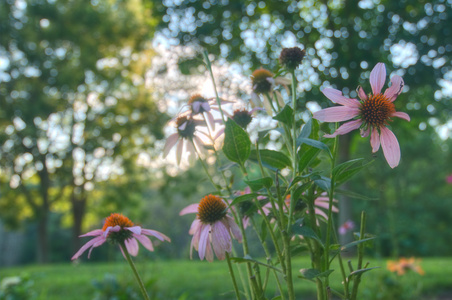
left=251, top=68, right=275, bottom=94
left=71, top=213, right=170, bottom=260
left=387, top=257, right=425, bottom=276
left=313, top=62, right=410, bottom=168
left=180, top=194, right=242, bottom=262
left=279, top=47, right=306, bottom=70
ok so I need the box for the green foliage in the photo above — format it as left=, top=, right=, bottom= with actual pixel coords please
left=222, top=119, right=251, bottom=166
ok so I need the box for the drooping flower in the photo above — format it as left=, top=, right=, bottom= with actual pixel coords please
left=279, top=47, right=306, bottom=70
left=163, top=115, right=208, bottom=165
left=387, top=257, right=425, bottom=276
left=250, top=68, right=290, bottom=113
left=179, top=194, right=242, bottom=262
left=72, top=213, right=170, bottom=260
left=338, top=220, right=355, bottom=235
left=313, top=63, right=410, bottom=168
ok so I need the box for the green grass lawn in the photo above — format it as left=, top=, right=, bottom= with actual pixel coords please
left=1, top=257, right=451, bottom=299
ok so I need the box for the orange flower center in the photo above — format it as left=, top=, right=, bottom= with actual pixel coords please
left=251, top=68, right=273, bottom=94
left=197, top=195, right=227, bottom=224
left=188, top=94, right=207, bottom=104
left=102, top=213, right=134, bottom=231
left=360, top=93, right=395, bottom=127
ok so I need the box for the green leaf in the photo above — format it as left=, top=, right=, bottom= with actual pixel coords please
left=217, top=162, right=239, bottom=171
left=230, top=193, right=258, bottom=206
left=335, top=189, right=378, bottom=201
left=297, top=138, right=332, bottom=158
left=332, top=158, right=364, bottom=177
left=340, top=237, right=376, bottom=251
left=249, top=149, right=292, bottom=170
left=298, top=147, right=321, bottom=171
left=349, top=267, right=379, bottom=276
left=222, top=119, right=251, bottom=166
left=273, top=104, right=293, bottom=126
left=299, top=269, right=333, bottom=280
left=290, top=182, right=312, bottom=203
left=291, top=221, right=323, bottom=247
left=245, top=177, right=273, bottom=191
left=314, top=176, right=331, bottom=192
left=298, top=118, right=312, bottom=140
left=230, top=255, right=283, bottom=273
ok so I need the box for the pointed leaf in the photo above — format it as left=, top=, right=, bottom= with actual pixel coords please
left=245, top=177, right=273, bottom=192
left=230, top=193, right=259, bottom=206
left=298, top=147, right=321, bottom=171
left=273, top=104, right=293, bottom=126
left=223, top=119, right=251, bottom=166
left=249, top=149, right=292, bottom=170
left=298, top=118, right=312, bottom=140
left=297, top=138, right=332, bottom=158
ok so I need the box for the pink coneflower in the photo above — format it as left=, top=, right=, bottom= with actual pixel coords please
left=313, top=63, right=410, bottom=168
left=179, top=195, right=242, bottom=262
left=163, top=115, right=208, bottom=165
left=446, top=174, right=452, bottom=184
left=338, top=220, right=355, bottom=235
left=71, top=213, right=170, bottom=260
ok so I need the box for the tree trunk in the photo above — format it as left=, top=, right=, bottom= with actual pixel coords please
left=71, top=189, right=87, bottom=253
left=36, top=209, right=49, bottom=263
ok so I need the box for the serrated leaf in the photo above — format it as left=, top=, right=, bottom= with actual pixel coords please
left=230, top=193, right=258, bottom=206
left=223, top=119, right=251, bottom=166
left=273, top=104, right=293, bottom=126
left=298, top=146, right=321, bottom=171
left=245, top=177, right=273, bottom=192
left=297, top=138, right=332, bottom=158
left=249, top=149, right=292, bottom=170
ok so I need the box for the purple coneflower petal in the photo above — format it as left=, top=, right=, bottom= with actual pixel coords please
left=125, top=238, right=139, bottom=256
left=313, top=208, right=328, bottom=220
left=205, top=241, right=214, bottom=262
left=322, top=88, right=361, bottom=107
left=79, top=229, right=103, bottom=237
left=370, top=63, right=386, bottom=95
left=89, top=237, right=108, bottom=258
left=313, top=106, right=360, bottom=122
left=198, top=224, right=210, bottom=260
left=126, top=226, right=142, bottom=235
left=188, top=218, right=201, bottom=235
left=357, top=86, right=368, bottom=101
left=180, top=203, right=199, bottom=215
left=201, top=102, right=211, bottom=112
left=360, top=127, right=370, bottom=137
left=380, top=126, right=401, bottom=168
left=133, top=233, right=154, bottom=252
left=205, top=111, right=216, bottom=131
left=226, top=216, right=242, bottom=242
left=71, top=235, right=105, bottom=260
left=211, top=221, right=231, bottom=260
left=323, top=119, right=362, bottom=138
left=103, top=225, right=120, bottom=237
left=391, top=111, right=410, bottom=121
left=141, top=229, right=171, bottom=242
left=176, top=139, right=184, bottom=165
left=163, top=133, right=179, bottom=157
left=384, top=75, right=404, bottom=102
left=370, top=128, right=381, bottom=153
left=192, top=101, right=202, bottom=114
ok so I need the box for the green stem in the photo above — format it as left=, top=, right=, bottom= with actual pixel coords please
left=203, top=50, right=225, bottom=121
left=120, top=243, right=150, bottom=300
left=350, top=211, right=367, bottom=300
left=226, top=252, right=242, bottom=300
left=287, top=69, right=298, bottom=233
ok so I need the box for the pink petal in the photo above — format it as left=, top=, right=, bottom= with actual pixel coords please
left=79, top=229, right=103, bottom=237
left=322, top=88, right=361, bottom=107
left=380, top=126, right=401, bottom=168
left=163, top=133, right=179, bottom=157
left=126, top=226, right=141, bottom=235
left=357, top=86, right=368, bottom=101
left=176, top=139, right=184, bottom=165
left=192, top=101, right=202, bottom=114
left=71, top=235, right=106, bottom=260
left=125, top=238, right=139, bottom=256
left=370, top=63, right=386, bottom=95
left=201, top=102, right=211, bottom=112
left=360, top=127, right=370, bottom=137
left=226, top=216, right=242, bottom=242
left=204, top=111, right=215, bottom=131
left=370, top=128, right=381, bottom=153
left=384, top=75, right=404, bottom=102
left=103, top=225, right=120, bottom=237
left=180, top=203, right=199, bottom=215
left=189, top=219, right=202, bottom=235
left=191, top=223, right=202, bottom=252
left=211, top=221, right=231, bottom=260
left=391, top=111, right=410, bottom=121
left=323, top=119, right=362, bottom=138
left=133, top=233, right=154, bottom=252
left=205, top=241, right=214, bottom=262
left=313, top=106, right=360, bottom=122
left=198, top=224, right=210, bottom=260
left=141, top=229, right=171, bottom=242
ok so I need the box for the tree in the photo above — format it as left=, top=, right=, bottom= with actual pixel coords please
left=0, top=0, right=166, bottom=262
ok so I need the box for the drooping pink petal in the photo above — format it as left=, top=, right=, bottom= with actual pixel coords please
left=88, top=237, right=108, bottom=258
left=126, top=226, right=142, bottom=235
left=370, top=128, right=381, bottom=153
left=360, top=127, right=370, bottom=137
left=314, top=208, right=329, bottom=220
left=211, top=221, right=231, bottom=260
left=79, top=229, right=103, bottom=237
left=179, top=203, right=199, bottom=216
left=225, top=216, right=242, bottom=242
left=192, top=101, right=202, bottom=114
left=191, top=223, right=202, bottom=251
left=391, top=111, right=410, bottom=121
left=141, top=229, right=171, bottom=242
left=357, top=86, right=368, bottom=101
left=201, top=102, right=211, bottom=112
left=370, top=63, right=386, bottom=95
left=103, top=225, right=121, bottom=237
left=205, top=240, right=214, bottom=262
left=133, top=233, right=154, bottom=252
left=384, top=75, right=404, bottom=102
left=380, top=126, right=401, bottom=168
left=322, top=88, right=361, bottom=107
left=188, top=219, right=202, bottom=235
left=198, top=224, right=210, bottom=260
left=163, top=133, right=179, bottom=157
left=204, top=111, right=215, bottom=131
left=176, top=139, right=184, bottom=165
left=323, top=119, right=362, bottom=138
left=125, top=237, right=139, bottom=256
left=71, top=235, right=106, bottom=260
left=313, top=106, right=360, bottom=122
